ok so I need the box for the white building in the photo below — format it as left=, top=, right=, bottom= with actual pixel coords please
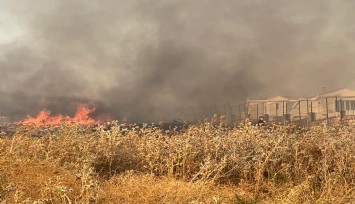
left=290, top=87, right=355, bottom=121
left=247, top=87, right=355, bottom=122
left=247, top=96, right=298, bottom=121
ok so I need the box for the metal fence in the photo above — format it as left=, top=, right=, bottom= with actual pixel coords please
left=179, top=96, right=355, bottom=126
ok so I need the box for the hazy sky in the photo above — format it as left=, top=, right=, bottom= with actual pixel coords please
left=1, top=0, right=355, bottom=121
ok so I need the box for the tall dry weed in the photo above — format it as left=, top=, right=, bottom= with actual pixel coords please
left=0, top=121, right=353, bottom=203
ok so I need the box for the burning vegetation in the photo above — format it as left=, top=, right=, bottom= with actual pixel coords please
left=15, top=104, right=100, bottom=126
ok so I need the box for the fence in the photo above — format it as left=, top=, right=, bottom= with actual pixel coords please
left=178, top=96, right=355, bottom=126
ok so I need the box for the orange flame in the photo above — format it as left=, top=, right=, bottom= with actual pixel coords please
left=20, top=104, right=99, bottom=126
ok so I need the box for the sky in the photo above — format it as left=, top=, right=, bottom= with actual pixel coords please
left=0, top=0, right=355, bottom=122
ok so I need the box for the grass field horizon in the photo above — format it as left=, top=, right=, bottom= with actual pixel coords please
left=0, top=119, right=354, bottom=203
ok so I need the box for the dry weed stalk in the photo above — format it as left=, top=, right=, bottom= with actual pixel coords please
left=0, top=121, right=353, bottom=203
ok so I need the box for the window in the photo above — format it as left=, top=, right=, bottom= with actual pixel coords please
left=340, top=100, right=355, bottom=110
left=346, top=101, right=351, bottom=110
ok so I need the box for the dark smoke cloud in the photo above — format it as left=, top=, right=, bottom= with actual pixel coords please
left=1, top=0, right=355, bottom=122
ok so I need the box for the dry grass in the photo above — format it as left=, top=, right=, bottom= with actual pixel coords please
left=0, top=120, right=354, bottom=203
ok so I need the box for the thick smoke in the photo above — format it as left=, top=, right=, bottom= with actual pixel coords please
left=1, top=0, right=355, bottom=122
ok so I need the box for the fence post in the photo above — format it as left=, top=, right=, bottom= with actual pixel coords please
left=285, top=102, right=288, bottom=122
left=326, top=97, right=329, bottom=124
left=275, top=102, right=278, bottom=122
left=245, top=103, right=249, bottom=119
left=340, top=98, right=343, bottom=121
left=257, top=104, right=259, bottom=121
left=286, top=102, right=288, bottom=114
left=335, top=96, right=338, bottom=112
left=310, top=102, right=313, bottom=122
left=307, top=99, right=309, bottom=124
left=228, top=103, right=231, bottom=126
left=298, top=100, right=301, bottom=121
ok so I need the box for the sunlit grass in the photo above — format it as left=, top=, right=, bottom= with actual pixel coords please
left=0, top=120, right=354, bottom=203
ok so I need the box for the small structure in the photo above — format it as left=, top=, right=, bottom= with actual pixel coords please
left=318, top=87, right=355, bottom=116
left=289, top=96, right=318, bottom=121
left=247, top=96, right=298, bottom=122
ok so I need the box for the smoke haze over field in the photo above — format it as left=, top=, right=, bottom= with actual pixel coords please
left=1, top=0, right=355, bottom=121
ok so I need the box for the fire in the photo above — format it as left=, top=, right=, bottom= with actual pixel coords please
left=20, top=104, right=99, bottom=126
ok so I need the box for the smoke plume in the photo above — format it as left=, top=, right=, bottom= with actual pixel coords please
left=1, top=0, right=355, bottom=122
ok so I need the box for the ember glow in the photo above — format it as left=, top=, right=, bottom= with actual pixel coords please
left=19, top=104, right=99, bottom=126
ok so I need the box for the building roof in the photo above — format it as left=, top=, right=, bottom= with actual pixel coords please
left=247, top=87, right=355, bottom=104
left=248, top=95, right=298, bottom=103
left=319, top=87, right=355, bottom=97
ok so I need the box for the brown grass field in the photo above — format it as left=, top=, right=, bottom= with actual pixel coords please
left=0, top=120, right=354, bottom=203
